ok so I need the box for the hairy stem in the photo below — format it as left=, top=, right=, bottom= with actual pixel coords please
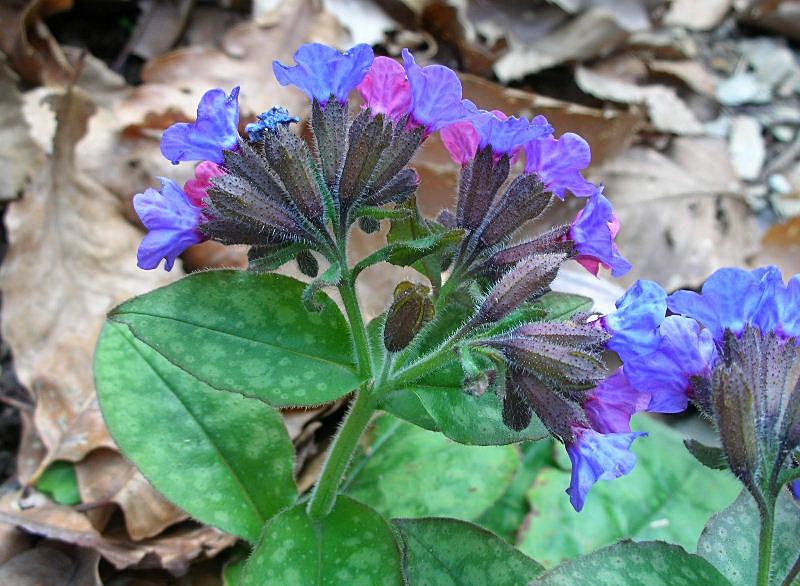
left=339, top=280, right=374, bottom=377
left=756, top=493, right=776, bottom=586
left=781, top=553, right=800, bottom=586
left=306, top=387, right=376, bottom=520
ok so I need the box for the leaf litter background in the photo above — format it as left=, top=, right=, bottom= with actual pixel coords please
left=0, top=0, right=798, bottom=583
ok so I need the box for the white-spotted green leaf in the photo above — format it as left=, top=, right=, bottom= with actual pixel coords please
left=394, top=517, right=544, bottom=585
left=242, top=496, right=403, bottom=585
left=519, top=417, right=740, bottom=568
left=36, top=461, right=80, bottom=506
left=345, top=415, right=519, bottom=520
left=95, top=322, right=297, bottom=542
left=531, top=541, right=731, bottom=585
left=108, top=271, right=363, bottom=407
left=698, top=488, right=800, bottom=585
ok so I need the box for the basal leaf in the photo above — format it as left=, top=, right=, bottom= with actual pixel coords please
left=242, top=496, right=403, bottom=585
left=531, top=541, right=731, bottom=585
left=95, top=323, right=298, bottom=542
left=394, top=517, right=544, bottom=585
left=683, top=439, right=728, bottom=470
left=109, top=271, right=363, bottom=407
left=698, top=488, right=800, bottom=586
left=345, top=415, right=519, bottom=520
left=519, top=417, right=740, bottom=568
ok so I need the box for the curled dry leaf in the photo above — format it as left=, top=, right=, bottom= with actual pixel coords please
left=589, top=137, right=759, bottom=290
left=0, top=543, right=101, bottom=586
left=663, top=0, right=732, bottom=31
left=0, top=491, right=235, bottom=574
left=75, top=450, right=188, bottom=541
left=0, top=83, right=177, bottom=539
left=0, top=53, right=41, bottom=202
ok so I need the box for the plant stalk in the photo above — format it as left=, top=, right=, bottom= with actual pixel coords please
left=756, top=493, right=776, bottom=586
left=339, top=280, right=373, bottom=377
left=306, top=387, right=376, bottom=520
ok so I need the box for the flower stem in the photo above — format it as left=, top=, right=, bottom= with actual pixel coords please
left=339, top=279, right=373, bottom=377
left=756, top=493, right=776, bottom=586
left=306, top=386, right=376, bottom=520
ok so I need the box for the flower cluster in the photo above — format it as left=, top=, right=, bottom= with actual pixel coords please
left=601, top=267, right=800, bottom=502
left=132, top=41, right=644, bottom=513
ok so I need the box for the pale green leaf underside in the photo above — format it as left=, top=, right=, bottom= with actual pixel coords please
left=394, top=517, right=544, bottom=585
left=242, top=496, right=403, bottom=586
left=519, top=417, right=741, bottom=568
left=345, top=415, right=519, bottom=521
left=110, top=271, right=363, bottom=407
left=95, top=323, right=297, bottom=542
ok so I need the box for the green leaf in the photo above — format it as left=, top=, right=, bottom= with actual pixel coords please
left=223, top=558, right=246, bottom=586
left=698, top=488, right=800, bottom=585
left=394, top=517, right=544, bottom=585
left=95, top=323, right=298, bottom=543
left=476, top=440, right=555, bottom=541
left=302, top=263, right=342, bottom=312
left=345, top=415, right=519, bottom=520
left=356, top=206, right=413, bottom=221
left=683, top=439, right=728, bottom=470
left=353, top=230, right=464, bottom=279
left=36, top=461, right=80, bottom=506
left=242, top=495, right=403, bottom=586
left=519, top=417, right=741, bottom=568
left=531, top=541, right=731, bottom=585
left=248, top=242, right=307, bottom=273
left=387, top=197, right=448, bottom=288
left=533, top=291, right=594, bottom=321
left=109, top=271, right=363, bottom=407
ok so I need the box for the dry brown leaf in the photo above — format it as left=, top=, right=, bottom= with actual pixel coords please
left=0, top=82, right=178, bottom=539
left=141, top=1, right=348, bottom=119
left=15, top=409, right=45, bottom=485
left=756, top=217, right=800, bottom=276
left=589, top=137, right=759, bottom=289
left=576, top=65, right=703, bottom=135
left=0, top=543, right=101, bottom=586
left=738, top=0, right=800, bottom=42
left=648, top=59, right=718, bottom=97
left=75, top=450, right=188, bottom=541
left=0, top=523, right=33, bottom=566
left=664, top=0, right=731, bottom=31
left=0, top=53, right=41, bottom=201
left=0, top=491, right=235, bottom=574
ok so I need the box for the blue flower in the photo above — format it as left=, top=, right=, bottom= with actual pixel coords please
left=792, top=480, right=800, bottom=500
left=160, top=87, right=240, bottom=165
left=623, top=316, right=717, bottom=412
left=566, top=426, right=646, bottom=511
left=245, top=106, right=300, bottom=142
left=401, top=49, right=470, bottom=133
left=569, top=191, right=632, bottom=278
left=273, top=43, right=374, bottom=105
left=133, top=178, right=206, bottom=271
left=583, top=369, right=650, bottom=434
left=524, top=133, right=598, bottom=199
left=603, top=280, right=668, bottom=359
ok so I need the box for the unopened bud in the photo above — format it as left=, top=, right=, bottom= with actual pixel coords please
left=358, top=216, right=381, bottom=234
left=296, top=250, right=319, bottom=277
left=477, top=253, right=565, bottom=323
left=478, top=174, right=551, bottom=247
left=383, top=282, right=435, bottom=352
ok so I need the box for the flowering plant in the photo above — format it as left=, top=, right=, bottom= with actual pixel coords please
left=93, top=43, right=798, bottom=585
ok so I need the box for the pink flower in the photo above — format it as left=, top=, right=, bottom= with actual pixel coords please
left=357, top=56, right=412, bottom=121
left=184, top=161, right=225, bottom=207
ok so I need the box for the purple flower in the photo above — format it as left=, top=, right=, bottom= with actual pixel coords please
left=603, top=279, right=668, bottom=361
left=273, top=43, right=374, bottom=105
left=566, top=426, right=646, bottom=511
left=583, top=369, right=650, bottom=434
left=160, top=87, right=240, bottom=165
left=623, top=316, right=717, bottom=413
left=524, top=133, right=598, bottom=199
left=357, top=56, right=412, bottom=121
left=401, top=49, right=470, bottom=133
left=133, top=178, right=207, bottom=271
left=668, top=266, right=800, bottom=341
left=441, top=102, right=552, bottom=164
left=569, top=191, right=632, bottom=278
left=792, top=480, right=800, bottom=500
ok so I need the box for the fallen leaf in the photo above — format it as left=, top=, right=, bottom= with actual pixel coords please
left=0, top=82, right=177, bottom=540
left=0, top=543, right=101, bottom=586
left=0, top=523, right=33, bottom=566
left=75, top=450, right=188, bottom=541
left=590, top=138, right=760, bottom=289
left=0, top=53, right=41, bottom=202
left=648, top=59, right=718, bottom=97
left=757, top=216, right=800, bottom=276
left=576, top=65, right=703, bottom=135
left=664, top=0, right=732, bottom=31
left=324, top=0, right=398, bottom=46
left=0, top=491, right=235, bottom=574
left=738, top=0, right=800, bottom=43
left=729, top=115, right=766, bottom=181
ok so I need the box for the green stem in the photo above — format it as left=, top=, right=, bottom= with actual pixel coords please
left=306, top=387, right=376, bottom=520
left=781, top=554, right=800, bottom=586
left=756, top=494, right=776, bottom=586
left=339, top=280, right=373, bottom=377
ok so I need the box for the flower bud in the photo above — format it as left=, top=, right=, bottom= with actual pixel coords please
left=296, top=250, right=319, bottom=277
left=358, top=216, right=381, bottom=234
left=456, top=147, right=510, bottom=230
left=478, top=174, right=551, bottom=247
left=383, top=282, right=435, bottom=352
left=476, top=253, right=565, bottom=324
